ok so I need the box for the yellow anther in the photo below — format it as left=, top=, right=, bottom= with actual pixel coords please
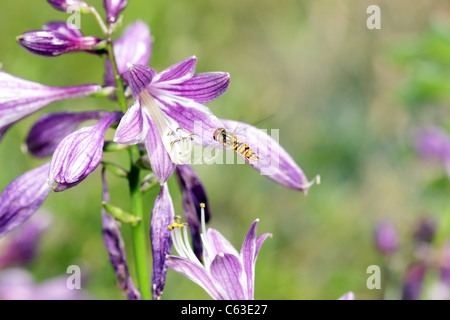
left=200, top=203, right=206, bottom=208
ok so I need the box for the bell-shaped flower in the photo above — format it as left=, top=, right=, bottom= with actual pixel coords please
left=25, top=111, right=109, bottom=158
left=101, top=169, right=141, bottom=300
left=47, top=0, right=91, bottom=13
left=0, top=70, right=102, bottom=141
left=175, top=165, right=210, bottom=260
left=150, top=183, right=174, bottom=300
left=104, top=21, right=151, bottom=88
left=0, top=212, right=51, bottom=268
left=17, top=21, right=104, bottom=57
left=166, top=205, right=272, bottom=300
left=114, top=58, right=230, bottom=183
left=49, top=111, right=122, bottom=191
left=0, top=163, right=52, bottom=238
left=104, top=0, right=128, bottom=24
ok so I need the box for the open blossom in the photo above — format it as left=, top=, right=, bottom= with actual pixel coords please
left=104, top=0, right=128, bottom=24
left=166, top=205, right=272, bottom=300
left=17, top=22, right=104, bottom=57
left=0, top=70, right=102, bottom=142
left=114, top=59, right=230, bottom=183
left=0, top=163, right=52, bottom=239
left=49, top=111, right=122, bottom=191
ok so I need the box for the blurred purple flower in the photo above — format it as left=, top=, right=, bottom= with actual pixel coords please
left=338, top=292, right=355, bottom=300
left=175, top=165, right=210, bottom=260
left=166, top=207, right=272, bottom=300
left=374, top=221, right=399, bottom=255
left=17, top=22, right=104, bottom=57
left=25, top=111, right=109, bottom=158
left=49, top=111, right=122, bottom=191
left=0, top=70, right=102, bottom=142
left=415, top=126, right=450, bottom=177
left=0, top=212, right=51, bottom=269
left=101, top=169, right=141, bottom=300
left=413, top=217, right=436, bottom=245
left=402, top=262, right=426, bottom=300
left=0, top=163, right=52, bottom=239
left=104, top=0, right=128, bottom=24
left=114, top=59, right=230, bottom=183
left=150, top=183, right=174, bottom=300
left=0, top=268, right=86, bottom=300
left=47, top=0, right=91, bottom=12
left=104, top=21, right=152, bottom=88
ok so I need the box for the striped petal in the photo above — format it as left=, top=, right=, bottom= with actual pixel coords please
left=209, top=253, right=247, bottom=300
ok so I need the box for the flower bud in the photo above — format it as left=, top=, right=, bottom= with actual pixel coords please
left=104, top=0, right=128, bottom=24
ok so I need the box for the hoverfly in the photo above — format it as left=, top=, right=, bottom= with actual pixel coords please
left=212, top=128, right=259, bottom=166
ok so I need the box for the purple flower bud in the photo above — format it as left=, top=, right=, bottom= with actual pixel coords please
left=49, top=112, right=122, bottom=192
left=150, top=183, right=174, bottom=300
left=101, top=169, right=141, bottom=300
left=47, top=0, right=91, bottom=12
left=374, top=221, right=399, bottom=255
left=25, top=111, right=109, bottom=158
left=175, top=165, right=210, bottom=260
left=402, top=262, right=426, bottom=300
left=0, top=212, right=51, bottom=268
left=17, top=21, right=103, bottom=57
left=0, top=163, right=52, bottom=238
left=0, top=70, right=102, bottom=142
left=104, top=0, right=128, bottom=24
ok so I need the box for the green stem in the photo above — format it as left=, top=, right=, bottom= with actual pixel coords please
left=106, top=40, right=152, bottom=300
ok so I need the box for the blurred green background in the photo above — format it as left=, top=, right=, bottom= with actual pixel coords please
left=1, top=0, right=450, bottom=300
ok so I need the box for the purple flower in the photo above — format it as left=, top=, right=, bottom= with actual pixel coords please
left=0, top=163, right=52, bottom=239
left=0, top=268, right=87, bottom=300
left=402, top=262, right=426, bottom=300
left=413, top=217, right=436, bottom=245
left=0, top=70, right=102, bottom=142
left=47, top=0, right=91, bottom=13
left=166, top=206, right=272, bottom=300
left=104, top=21, right=152, bottom=88
left=114, top=58, right=230, bottom=183
left=150, top=183, right=174, bottom=300
left=338, top=292, right=355, bottom=300
left=17, top=21, right=104, bottom=57
left=25, top=111, right=109, bottom=158
left=0, top=212, right=51, bottom=268
left=415, top=126, right=450, bottom=177
left=104, top=0, right=128, bottom=24
left=101, top=169, right=141, bottom=300
left=175, top=165, right=210, bottom=260
left=49, top=111, right=122, bottom=191
left=374, top=221, right=399, bottom=255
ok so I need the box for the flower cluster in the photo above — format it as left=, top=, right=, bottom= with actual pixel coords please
left=0, top=0, right=318, bottom=300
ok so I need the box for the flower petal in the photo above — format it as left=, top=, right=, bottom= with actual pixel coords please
left=25, top=111, right=108, bottom=158
left=143, top=111, right=177, bottom=184
left=104, top=0, right=128, bottom=24
left=104, top=21, right=152, bottom=87
left=209, top=253, right=247, bottom=300
left=203, top=228, right=239, bottom=269
left=153, top=72, right=230, bottom=104
left=0, top=163, right=52, bottom=238
left=221, top=119, right=315, bottom=192
left=152, top=56, right=197, bottom=84
left=101, top=169, right=141, bottom=300
left=165, top=255, right=223, bottom=300
left=240, top=219, right=258, bottom=300
left=114, top=101, right=147, bottom=145
left=338, top=292, right=355, bottom=300
left=150, top=183, right=174, bottom=300
left=127, top=64, right=156, bottom=99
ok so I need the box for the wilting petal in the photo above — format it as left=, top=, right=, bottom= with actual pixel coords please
left=104, top=0, right=128, bottom=24
left=153, top=72, right=230, bottom=104
left=47, top=0, right=91, bottom=12
left=101, top=169, right=140, bottom=300
left=114, top=101, right=148, bottom=145
left=17, top=22, right=103, bottom=57
left=150, top=183, right=174, bottom=300
left=402, top=262, right=426, bottom=300
left=26, top=111, right=108, bottom=158
left=0, top=163, right=52, bottom=238
left=175, top=165, right=210, bottom=260
left=0, top=70, right=102, bottom=141
left=221, top=119, right=314, bottom=192
left=165, top=256, right=223, bottom=300
left=210, top=253, right=247, bottom=300
left=104, top=21, right=152, bottom=87
left=374, top=221, right=399, bottom=255
left=338, top=292, right=355, bottom=300
left=0, top=212, right=50, bottom=268
left=50, top=112, right=122, bottom=191
left=152, top=56, right=197, bottom=84
left=143, top=112, right=176, bottom=184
